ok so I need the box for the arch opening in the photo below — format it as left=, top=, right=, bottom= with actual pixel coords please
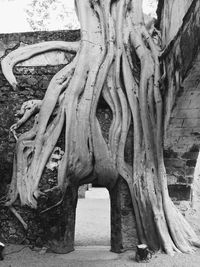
left=75, top=185, right=111, bottom=248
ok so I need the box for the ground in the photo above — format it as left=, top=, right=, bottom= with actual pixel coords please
left=2, top=244, right=200, bottom=267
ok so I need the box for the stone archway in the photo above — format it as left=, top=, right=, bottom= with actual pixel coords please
left=75, top=185, right=110, bottom=247
left=39, top=177, right=138, bottom=254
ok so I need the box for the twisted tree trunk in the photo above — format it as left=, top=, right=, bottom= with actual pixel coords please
left=2, top=0, right=200, bottom=255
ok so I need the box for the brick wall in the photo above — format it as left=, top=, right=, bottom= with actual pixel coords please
left=163, top=0, right=200, bottom=201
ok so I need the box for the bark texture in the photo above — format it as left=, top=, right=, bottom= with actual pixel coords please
left=1, top=0, right=200, bottom=254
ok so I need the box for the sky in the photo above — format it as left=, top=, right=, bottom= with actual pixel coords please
left=0, top=0, right=157, bottom=33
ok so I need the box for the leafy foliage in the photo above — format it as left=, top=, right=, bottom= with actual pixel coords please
left=25, top=0, right=80, bottom=31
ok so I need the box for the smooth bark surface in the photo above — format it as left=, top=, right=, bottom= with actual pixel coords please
left=2, top=0, right=200, bottom=254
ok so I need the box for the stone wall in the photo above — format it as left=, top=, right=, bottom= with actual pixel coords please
left=158, top=0, right=193, bottom=46
left=0, top=29, right=80, bottom=196
left=0, top=65, right=66, bottom=193
left=0, top=30, right=80, bottom=246
left=0, top=30, right=138, bottom=251
left=163, top=0, right=200, bottom=201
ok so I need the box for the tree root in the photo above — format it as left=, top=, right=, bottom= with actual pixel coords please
left=9, top=206, right=28, bottom=230
left=10, top=100, right=42, bottom=140
left=1, top=41, right=80, bottom=90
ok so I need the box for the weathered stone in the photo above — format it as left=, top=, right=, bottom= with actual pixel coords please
left=163, top=148, right=178, bottom=158
left=186, top=159, right=196, bottom=167
left=168, top=184, right=191, bottom=201
left=78, top=185, right=87, bottom=198
left=181, top=151, right=199, bottom=159
left=185, top=167, right=195, bottom=176
left=186, top=176, right=194, bottom=184
left=164, top=158, right=186, bottom=169
left=110, top=177, right=138, bottom=253
left=177, top=175, right=187, bottom=183
left=188, top=144, right=199, bottom=152
left=166, top=174, right=178, bottom=185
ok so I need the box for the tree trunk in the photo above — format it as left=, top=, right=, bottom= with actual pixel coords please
left=2, top=0, right=200, bottom=254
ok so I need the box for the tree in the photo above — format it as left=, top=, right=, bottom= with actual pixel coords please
left=25, top=0, right=80, bottom=31
left=1, top=0, right=200, bottom=255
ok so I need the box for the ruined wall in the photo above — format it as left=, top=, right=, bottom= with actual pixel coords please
left=0, top=30, right=80, bottom=246
left=163, top=0, right=200, bottom=201
left=0, top=30, right=79, bottom=196
left=158, top=0, right=193, bottom=46
left=1, top=7, right=199, bottom=247
left=0, top=30, right=138, bottom=250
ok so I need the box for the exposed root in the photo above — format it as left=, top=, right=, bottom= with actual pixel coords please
left=1, top=41, right=80, bottom=90
left=9, top=206, right=28, bottom=230
left=10, top=100, right=42, bottom=140
left=39, top=197, right=64, bottom=214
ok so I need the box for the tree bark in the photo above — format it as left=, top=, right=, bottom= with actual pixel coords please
left=2, top=0, right=200, bottom=254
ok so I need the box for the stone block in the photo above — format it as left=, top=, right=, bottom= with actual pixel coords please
left=168, top=184, right=191, bottom=201
left=110, top=178, right=138, bottom=252
left=185, top=167, right=195, bottom=176
left=186, top=159, right=196, bottom=167
left=166, top=174, right=178, bottom=185
left=169, top=118, right=184, bottom=127
left=181, top=151, right=199, bottom=159
left=166, top=128, right=192, bottom=138
left=182, top=79, right=199, bottom=88
left=183, top=118, right=200, bottom=127
left=188, top=144, right=199, bottom=152
left=186, top=176, right=194, bottom=184
left=78, top=185, right=87, bottom=198
left=177, top=175, right=187, bottom=183
left=172, top=108, right=200, bottom=119
left=163, top=148, right=178, bottom=158
left=164, top=158, right=186, bottom=169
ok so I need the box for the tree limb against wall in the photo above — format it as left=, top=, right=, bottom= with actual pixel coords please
left=1, top=0, right=200, bottom=255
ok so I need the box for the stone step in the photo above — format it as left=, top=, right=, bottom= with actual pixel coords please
left=85, top=188, right=109, bottom=199
left=57, top=246, right=118, bottom=261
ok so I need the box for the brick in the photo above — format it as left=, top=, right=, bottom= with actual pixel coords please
left=188, top=144, right=199, bottom=152
left=183, top=118, right=200, bottom=127
left=182, top=79, right=199, bottom=88
left=177, top=176, right=187, bottom=183
left=163, top=149, right=178, bottom=158
left=168, top=184, right=191, bottom=201
left=164, top=158, right=186, bottom=169
left=166, top=174, right=178, bottom=185
left=186, top=177, right=194, bottom=184
left=166, top=167, right=185, bottom=177
left=169, top=118, right=184, bottom=127
left=181, top=151, right=199, bottom=159
left=187, top=98, right=200, bottom=108
left=172, top=108, right=200, bottom=119
left=173, top=99, right=190, bottom=110
left=166, top=127, right=190, bottom=136
left=176, top=137, right=199, bottom=146
left=186, top=159, right=197, bottom=167
left=185, top=167, right=195, bottom=176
